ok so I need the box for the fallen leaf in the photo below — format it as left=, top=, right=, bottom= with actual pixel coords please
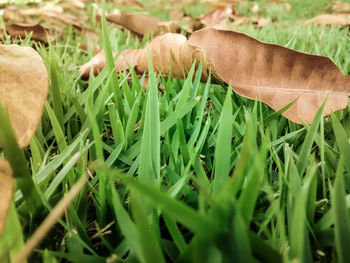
left=79, top=49, right=142, bottom=78
left=115, top=49, right=143, bottom=73
left=170, top=9, right=184, bottom=21
left=19, top=2, right=64, bottom=16
left=231, top=15, right=269, bottom=28
left=0, top=8, right=36, bottom=24
left=304, top=14, right=350, bottom=27
left=6, top=23, right=54, bottom=42
left=198, top=6, right=234, bottom=27
left=137, top=33, right=193, bottom=78
left=106, top=10, right=179, bottom=36
left=80, top=28, right=350, bottom=124
left=113, top=0, right=144, bottom=8
left=187, top=28, right=350, bottom=124
left=43, top=11, right=85, bottom=30
left=107, top=10, right=160, bottom=36
left=0, top=158, right=14, bottom=236
left=0, top=44, right=49, bottom=147
left=331, top=1, right=350, bottom=14
left=79, top=51, right=107, bottom=77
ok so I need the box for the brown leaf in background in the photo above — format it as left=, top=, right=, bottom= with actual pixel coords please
left=331, top=1, right=350, bottom=14
left=106, top=10, right=179, bottom=36
left=0, top=44, right=49, bottom=147
left=188, top=28, right=350, bottom=124
left=0, top=158, right=14, bottom=236
left=198, top=6, right=234, bottom=27
left=304, top=14, right=350, bottom=27
left=80, top=28, right=350, bottom=124
left=6, top=23, right=54, bottom=42
left=107, top=10, right=161, bottom=36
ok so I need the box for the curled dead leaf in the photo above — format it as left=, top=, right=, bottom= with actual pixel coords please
left=198, top=6, right=234, bottom=27
left=79, top=49, right=142, bottom=78
left=0, top=158, right=14, bottom=237
left=331, top=1, right=350, bottom=14
left=0, top=44, right=49, bottom=147
left=107, top=10, right=160, bottom=36
left=304, top=14, right=350, bottom=27
left=188, top=28, right=350, bottom=124
left=115, top=49, right=142, bottom=73
left=6, top=23, right=54, bottom=43
left=106, top=10, right=179, bottom=36
left=79, top=51, right=107, bottom=77
left=137, top=33, right=193, bottom=78
left=80, top=28, right=350, bottom=124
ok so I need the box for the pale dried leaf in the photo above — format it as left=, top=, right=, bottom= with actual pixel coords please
left=0, top=158, right=14, bottom=237
left=79, top=51, right=107, bottom=78
left=0, top=44, right=49, bottom=147
left=188, top=28, right=350, bottom=124
left=20, top=2, right=63, bottom=16
left=107, top=10, right=161, bottom=36
left=137, top=33, right=193, bottom=78
left=115, top=49, right=142, bottom=72
left=43, top=11, right=84, bottom=29
left=6, top=23, right=54, bottom=42
left=304, top=14, right=350, bottom=27
left=331, top=1, right=350, bottom=14
left=106, top=10, right=179, bottom=36
left=198, top=6, right=234, bottom=27
left=79, top=28, right=350, bottom=124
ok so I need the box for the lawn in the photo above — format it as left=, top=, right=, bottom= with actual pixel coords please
left=1, top=0, right=350, bottom=262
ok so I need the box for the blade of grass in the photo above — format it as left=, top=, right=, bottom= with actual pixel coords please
left=213, top=87, right=232, bottom=195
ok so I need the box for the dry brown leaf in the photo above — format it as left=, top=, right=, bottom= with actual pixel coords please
left=106, top=10, right=179, bottom=36
left=79, top=49, right=142, bottom=78
left=113, top=0, right=144, bottom=8
left=331, top=1, right=350, bottom=14
left=79, top=51, right=107, bottom=77
left=0, top=44, right=49, bottom=147
left=19, top=2, right=64, bottom=16
left=6, top=23, right=54, bottom=42
left=115, top=49, right=142, bottom=72
left=198, top=6, right=234, bottom=27
left=0, top=158, right=14, bottom=237
left=80, top=28, right=350, bottom=124
left=43, top=11, right=85, bottom=29
left=107, top=10, right=160, bottom=36
left=231, top=15, right=269, bottom=28
left=188, top=28, right=350, bottom=124
left=170, top=10, right=184, bottom=21
left=137, top=33, right=193, bottom=78
left=304, top=14, right=350, bottom=27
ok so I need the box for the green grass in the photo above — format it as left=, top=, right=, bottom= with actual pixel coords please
left=1, top=0, right=350, bottom=262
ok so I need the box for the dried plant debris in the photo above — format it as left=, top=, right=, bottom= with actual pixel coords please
left=0, top=44, right=49, bottom=147
left=80, top=28, right=350, bottom=124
